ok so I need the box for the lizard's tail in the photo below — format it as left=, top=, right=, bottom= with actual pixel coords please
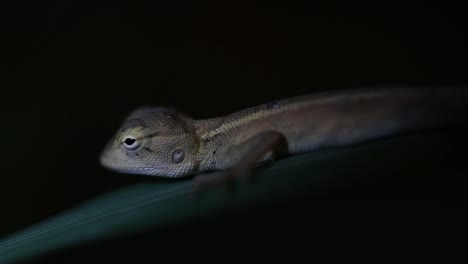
left=405, top=87, right=468, bottom=129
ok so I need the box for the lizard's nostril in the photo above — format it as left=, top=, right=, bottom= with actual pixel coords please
left=99, top=151, right=109, bottom=167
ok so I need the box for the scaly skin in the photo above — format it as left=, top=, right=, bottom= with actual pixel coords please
left=99, top=87, right=468, bottom=191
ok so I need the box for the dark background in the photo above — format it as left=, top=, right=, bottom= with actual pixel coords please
left=1, top=0, right=467, bottom=259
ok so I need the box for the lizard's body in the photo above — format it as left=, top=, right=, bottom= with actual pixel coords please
left=100, top=87, right=468, bottom=189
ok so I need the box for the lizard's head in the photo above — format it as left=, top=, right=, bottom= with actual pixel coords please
left=99, top=107, right=200, bottom=178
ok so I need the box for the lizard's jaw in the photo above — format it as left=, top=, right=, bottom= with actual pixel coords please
left=99, top=150, right=180, bottom=177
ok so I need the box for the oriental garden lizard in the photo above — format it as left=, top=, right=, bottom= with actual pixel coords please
left=99, top=87, right=468, bottom=194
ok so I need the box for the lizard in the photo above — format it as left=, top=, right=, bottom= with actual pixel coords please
left=99, top=87, right=468, bottom=194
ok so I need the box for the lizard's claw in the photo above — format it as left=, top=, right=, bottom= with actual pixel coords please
left=191, top=169, right=251, bottom=198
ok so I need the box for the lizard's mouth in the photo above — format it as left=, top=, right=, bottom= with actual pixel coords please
left=99, top=151, right=170, bottom=176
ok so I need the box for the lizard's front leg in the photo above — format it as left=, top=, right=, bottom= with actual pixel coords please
left=192, top=130, right=287, bottom=195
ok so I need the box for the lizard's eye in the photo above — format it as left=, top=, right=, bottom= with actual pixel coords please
left=123, top=136, right=141, bottom=150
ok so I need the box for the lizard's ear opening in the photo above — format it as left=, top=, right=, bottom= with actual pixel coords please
left=172, top=149, right=185, bottom=164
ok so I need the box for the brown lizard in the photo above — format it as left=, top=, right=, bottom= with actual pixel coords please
left=99, top=87, right=468, bottom=194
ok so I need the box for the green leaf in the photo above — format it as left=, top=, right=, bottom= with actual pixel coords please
left=0, top=128, right=465, bottom=263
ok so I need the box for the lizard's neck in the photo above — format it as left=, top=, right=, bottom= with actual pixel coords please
left=194, top=117, right=225, bottom=138
left=193, top=117, right=226, bottom=172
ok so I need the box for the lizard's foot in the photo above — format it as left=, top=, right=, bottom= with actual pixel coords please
left=191, top=168, right=251, bottom=198
left=191, top=131, right=284, bottom=199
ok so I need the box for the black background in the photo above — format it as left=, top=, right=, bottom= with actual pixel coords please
left=1, top=0, right=467, bottom=260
